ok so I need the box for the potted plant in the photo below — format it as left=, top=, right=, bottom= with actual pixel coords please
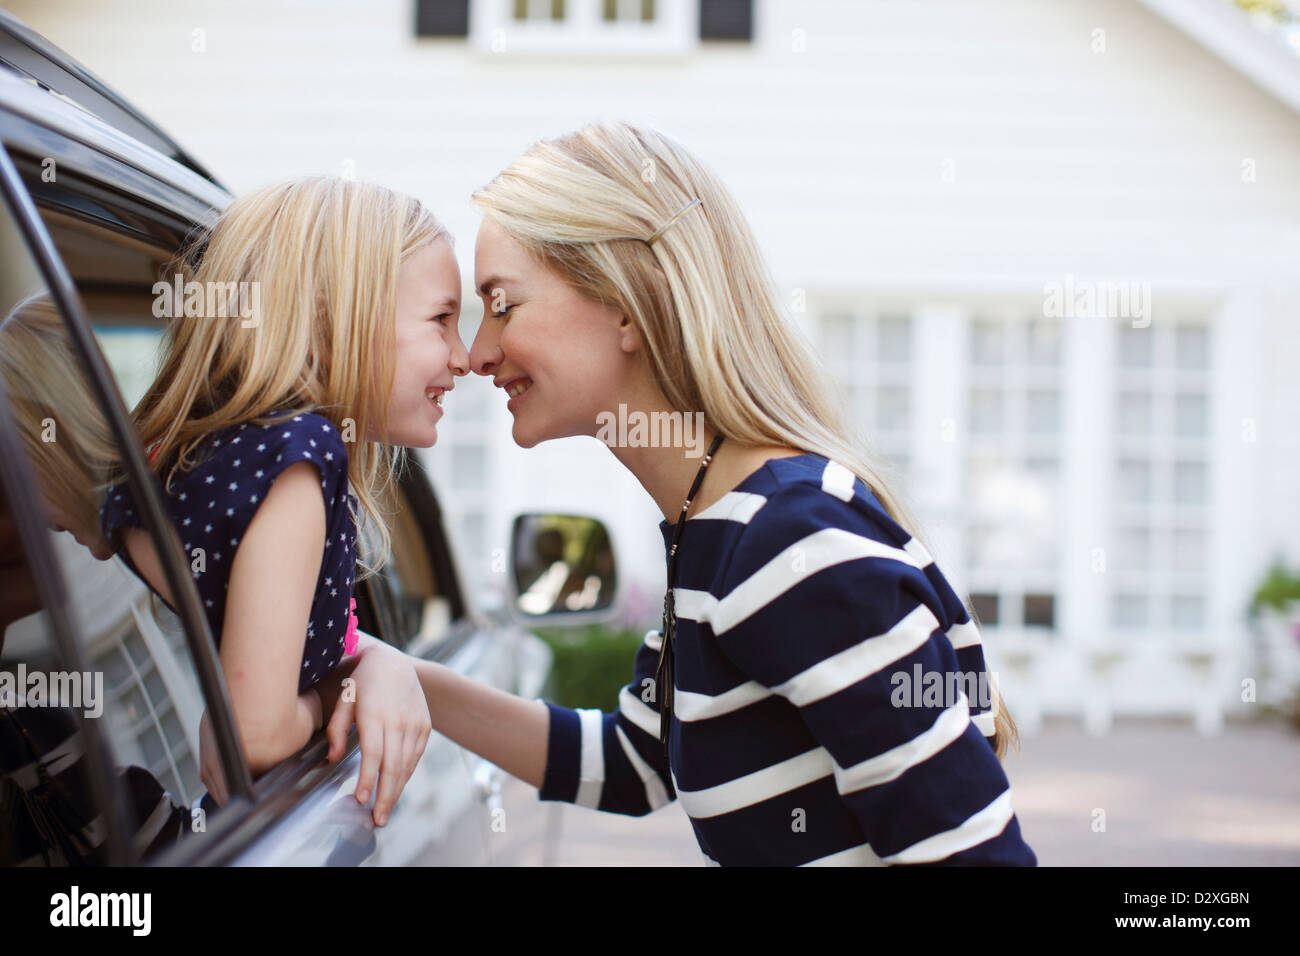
left=1248, top=558, right=1300, bottom=727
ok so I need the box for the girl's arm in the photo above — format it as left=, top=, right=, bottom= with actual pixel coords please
left=318, top=635, right=549, bottom=791
left=217, top=460, right=331, bottom=774
left=313, top=630, right=432, bottom=825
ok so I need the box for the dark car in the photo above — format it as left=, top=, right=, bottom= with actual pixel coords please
left=0, top=10, right=615, bottom=865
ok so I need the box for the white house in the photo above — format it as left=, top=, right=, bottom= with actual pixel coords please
left=10, top=0, right=1300, bottom=734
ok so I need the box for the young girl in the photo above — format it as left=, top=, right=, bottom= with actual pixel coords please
left=99, top=176, right=467, bottom=827
left=407, top=120, right=1036, bottom=865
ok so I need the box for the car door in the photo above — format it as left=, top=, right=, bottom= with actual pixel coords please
left=0, top=140, right=263, bottom=865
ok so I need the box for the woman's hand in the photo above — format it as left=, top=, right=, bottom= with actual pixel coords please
left=198, top=707, right=228, bottom=807
left=323, top=635, right=432, bottom=827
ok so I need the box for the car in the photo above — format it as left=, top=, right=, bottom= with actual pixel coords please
left=0, top=9, right=616, bottom=866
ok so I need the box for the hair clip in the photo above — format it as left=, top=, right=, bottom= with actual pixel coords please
left=646, top=197, right=703, bottom=246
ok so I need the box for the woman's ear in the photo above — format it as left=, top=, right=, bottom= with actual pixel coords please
left=615, top=312, right=641, bottom=355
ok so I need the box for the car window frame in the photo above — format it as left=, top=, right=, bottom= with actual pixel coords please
left=0, top=140, right=263, bottom=857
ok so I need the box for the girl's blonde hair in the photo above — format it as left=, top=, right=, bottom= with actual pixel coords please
left=129, top=176, right=449, bottom=577
left=472, top=120, right=1019, bottom=759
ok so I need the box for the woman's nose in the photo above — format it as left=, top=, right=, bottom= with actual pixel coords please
left=469, top=320, right=502, bottom=377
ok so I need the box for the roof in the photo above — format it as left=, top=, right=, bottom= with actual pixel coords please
left=1137, top=0, right=1300, bottom=118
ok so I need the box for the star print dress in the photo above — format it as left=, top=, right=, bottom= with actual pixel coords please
left=99, top=411, right=359, bottom=693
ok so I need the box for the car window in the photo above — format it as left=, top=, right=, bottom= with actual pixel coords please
left=0, top=188, right=204, bottom=863
left=27, top=167, right=459, bottom=663
left=375, top=474, right=453, bottom=654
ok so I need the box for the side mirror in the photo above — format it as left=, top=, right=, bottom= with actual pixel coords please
left=509, top=514, right=617, bottom=625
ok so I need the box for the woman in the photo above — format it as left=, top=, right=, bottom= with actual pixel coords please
left=414, top=119, right=1036, bottom=866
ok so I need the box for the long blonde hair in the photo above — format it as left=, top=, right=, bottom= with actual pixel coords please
left=128, top=176, right=448, bottom=576
left=472, top=120, right=1019, bottom=758
left=0, top=293, right=117, bottom=543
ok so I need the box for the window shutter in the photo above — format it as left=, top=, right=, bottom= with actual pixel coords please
left=699, top=0, right=753, bottom=41
left=415, top=0, right=471, bottom=37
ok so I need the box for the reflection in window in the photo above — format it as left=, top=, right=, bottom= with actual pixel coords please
left=0, top=204, right=194, bottom=863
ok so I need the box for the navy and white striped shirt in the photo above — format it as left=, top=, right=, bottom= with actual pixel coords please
left=539, top=452, right=1036, bottom=866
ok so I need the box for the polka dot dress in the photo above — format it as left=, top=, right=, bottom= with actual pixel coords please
left=100, top=411, right=358, bottom=693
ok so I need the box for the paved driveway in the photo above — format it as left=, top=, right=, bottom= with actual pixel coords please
left=486, top=715, right=1300, bottom=866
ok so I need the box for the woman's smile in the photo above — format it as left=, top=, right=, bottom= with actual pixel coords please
left=500, top=376, right=533, bottom=411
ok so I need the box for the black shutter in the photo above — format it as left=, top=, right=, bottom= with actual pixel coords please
left=415, top=0, right=471, bottom=37
left=699, top=0, right=753, bottom=41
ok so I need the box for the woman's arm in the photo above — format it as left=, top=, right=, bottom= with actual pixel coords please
left=411, top=659, right=549, bottom=790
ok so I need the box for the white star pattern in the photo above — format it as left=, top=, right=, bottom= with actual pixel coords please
left=100, top=412, right=358, bottom=695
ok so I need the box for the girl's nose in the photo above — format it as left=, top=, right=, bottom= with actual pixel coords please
left=448, top=327, right=470, bottom=377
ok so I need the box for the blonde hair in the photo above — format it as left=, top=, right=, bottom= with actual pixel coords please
left=128, top=176, right=449, bottom=577
left=472, top=120, right=1019, bottom=759
left=0, top=293, right=117, bottom=542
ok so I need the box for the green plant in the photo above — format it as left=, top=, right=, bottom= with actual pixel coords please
left=531, top=623, right=649, bottom=711
left=1249, top=558, right=1300, bottom=616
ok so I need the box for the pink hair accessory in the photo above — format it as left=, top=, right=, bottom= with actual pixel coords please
left=343, top=597, right=359, bottom=656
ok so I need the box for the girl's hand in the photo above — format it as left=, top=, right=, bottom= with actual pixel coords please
left=324, top=638, right=432, bottom=827
left=198, top=708, right=229, bottom=807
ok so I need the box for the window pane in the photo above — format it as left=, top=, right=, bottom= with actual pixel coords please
left=971, top=319, right=1003, bottom=365
left=1118, top=324, right=1152, bottom=367
left=970, top=388, right=1002, bottom=433
left=1115, top=527, right=1149, bottom=572
left=1118, top=459, right=1150, bottom=505
left=0, top=201, right=198, bottom=863
left=1174, top=460, right=1206, bottom=506
left=1023, top=593, right=1055, bottom=628
left=1112, top=594, right=1147, bottom=628
left=1175, top=325, right=1207, bottom=370
left=1026, top=388, right=1060, bottom=435
left=452, top=445, right=485, bottom=490
left=1175, top=392, right=1207, bottom=438
left=1171, top=595, right=1204, bottom=628
left=876, top=386, right=909, bottom=432
left=970, top=592, right=998, bottom=627
left=877, top=314, right=910, bottom=363
left=1117, top=391, right=1151, bottom=436
left=820, top=312, right=855, bottom=359
left=1026, top=319, right=1061, bottom=366
left=1172, top=528, right=1205, bottom=572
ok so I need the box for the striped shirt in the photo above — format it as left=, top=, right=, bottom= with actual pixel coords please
left=539, top=453, right=1037, bottom=866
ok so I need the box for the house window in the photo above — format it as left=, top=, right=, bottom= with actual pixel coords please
left=603, top=0, right=656, bottom=21
left=514, top=0, right=566, bottom=20
left=963, top=312, right=1063, bottom=636
left=1110, top=317, right=1212, bottom=633
left=817, top=309, right=913, bottom=479
left=469, top=0, right=695, bottom=55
